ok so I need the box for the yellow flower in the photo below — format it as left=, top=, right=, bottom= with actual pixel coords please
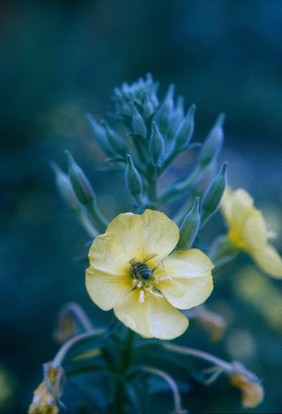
left=221, top=187, right=282, bottom=278
left=86, top=209, right=214, bottom=339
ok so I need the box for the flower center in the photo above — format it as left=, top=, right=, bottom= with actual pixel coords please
left=129, top=258, right=170, bottom=303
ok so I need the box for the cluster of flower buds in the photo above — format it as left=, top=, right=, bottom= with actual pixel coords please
left=53, top=74, right=227, bottom=250
left=42, top=75, right=276, bottom=413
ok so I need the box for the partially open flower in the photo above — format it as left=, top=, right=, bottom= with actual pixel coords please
left=86, top=209, right=214, bottom=339
left=221, top=187, right=282, bottom=278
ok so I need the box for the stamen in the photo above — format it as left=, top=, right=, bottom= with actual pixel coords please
left=147, top=287, right=163, bottom=298
left=139, top=290, right=145, bottom=303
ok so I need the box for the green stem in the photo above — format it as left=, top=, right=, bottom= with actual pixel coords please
left=147, top=165, right=158, bottom=206
left=141, top=366, right=185, bottom=414
left=114, top=329, right=135, bottom=414
left=52, top=330, right=105, bottom=367
left=86, top=199, right=108, bottom=232
left=163, top=343, right=233, bottom=373
left=159, top=164, right=203, bottom=204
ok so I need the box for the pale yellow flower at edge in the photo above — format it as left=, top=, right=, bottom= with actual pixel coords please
left=86, top=209, right=214, bottom=340
left=221, top=187, right=282, bottom=278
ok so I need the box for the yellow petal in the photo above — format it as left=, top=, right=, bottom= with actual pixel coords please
left=114, top=289, right=188, bottom=339
left=251, top=244, right=282, bottom=278
left=88, top=233, right=129, bottom=273
left=242, top=211, right=268, bottom=250
left=221, top=188, right=254, bottom=227
left=86, top=233, right=132, bottom=310
left=160, top=274, right=213, bottom=310
left=220, top=186, right=234, bottom=223
left=158, top=249, right=214, bottom=278
left=105, top=209, right=179, bottom=265
left=156, top=250, right=213, bottom=309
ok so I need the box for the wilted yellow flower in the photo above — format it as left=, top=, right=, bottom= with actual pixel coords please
left=230, top=371, right=264, bottom=408
left=28, top=364, right=64, bottom=414
left=221, top=187, right=282, bottom=278
left=86, top=209, right=214, bottom=339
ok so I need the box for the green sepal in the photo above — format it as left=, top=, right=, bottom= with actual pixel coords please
left=130, top=104, right=147, bottom=138
left=86, top=113, right=115, bottom=157
left=174, top=104, right=196, bottom=151
left=200, top=162, right=228, bottom=227
left=208, top=235, right=240, bottom=271
left=177, top=197, right=200, bottom=249
left=149, top=121, right=165, bottom=166
left=51, top=163, right=80, bottom=211
left=101, top=121, right=128, bottom=155
left=153, top=84, right=174, bottom=137
left=65, top=150, right=95, bottom=206
left=125, top=154, right=143, bottom=197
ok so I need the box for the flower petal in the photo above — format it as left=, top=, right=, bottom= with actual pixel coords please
left=157, top=249, right=214, bottom=278
left=86, top=233, right=133, bottom=310
left=155, top=249, right=213, bottom=309
left=251, top=244, right=282, bottom=278
left=221, top=188, right=254, bottom=227
left=105, top=209, right=179, bottom=265
left=114, top=289, right=188, bottom=339
left=242, top=211, right=268, bottom=250
left=160, top=276, right=213, bottom=309
left=88, top=233, right=129, bottom=274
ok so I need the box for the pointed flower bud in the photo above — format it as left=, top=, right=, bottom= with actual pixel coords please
left=178, top=197, right=200, bottom=249
left=200, top=162, right=228, bottom=226
left=143, top=92, right=155, bottom=119
left=101, top=121, right=127, bottom=155
left=86, top=113, right=114, bottom=157
left=65, top=150, right=95, bottom=206
left=149, top=121, right=165, bottom=166
left=131, top=104, right=147, bottom=138
left=51, top=163, right=80, bottom=211
left=125, top=154, right=143, bottom=197
left=199, top=113, right=225, bottom=167
left=154, top=84, right=174, bottom=135
left=175, top=104, right=196, bottom=150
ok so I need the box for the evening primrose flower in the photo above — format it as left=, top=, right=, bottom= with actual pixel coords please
left=221, top=187, right=282, bottom=278
left=86, top=209, right=214, bottom=339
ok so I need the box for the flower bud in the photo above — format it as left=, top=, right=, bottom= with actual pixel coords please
left=131, top=104, right=147, bottom=138
left=101, top=121, right=127, bottom=155
left=86, top=113, right=114, bottom=157
left=178, top=197, right=200, bottom=249
left=175, top=104, right=196, bottom=150
left=200, top=162, right=228, bottom=226
left=149, top=121, right=165, bottom=166
left=143, top=92, right=156, bottom=119
left=51, top=163, right=80, bottom=211
left=154, top=84, right=174, bottom=135
left=199, top=113, right=225, bottom=167
left=125, top=154, right=143, bottom=197
left=65, top=150, right=95, bottom=206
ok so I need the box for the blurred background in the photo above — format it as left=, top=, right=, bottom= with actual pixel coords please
left=0, top=0, right=282, bottom=412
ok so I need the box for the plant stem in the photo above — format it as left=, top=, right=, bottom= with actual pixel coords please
left=114, top=329, right=135, bottom=414
left=163, top=343, right=233, bottom=373
left=52, top=330, right=105, bottom=367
